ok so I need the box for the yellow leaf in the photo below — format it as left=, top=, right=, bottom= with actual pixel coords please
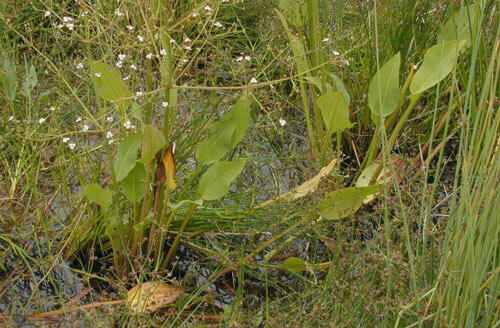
left=162, top=145, right=177, bottom=189
left=127, top=281, right=181, bottom=314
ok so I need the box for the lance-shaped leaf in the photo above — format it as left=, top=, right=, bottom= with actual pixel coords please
left=113, top=133, right=142, bottom=181
left=410, top=40, right=463, bottom=95
left=82, top=183, right=114, bottom=213
left=121, top=163, right=147, bottom=203
left=438, top=3, right=479, bottom=49
left=280, top=257, right=307, bottom=273
left=198, top=159, right=247, bottom=200
left=330, top=73, right=351, bottom=106
left=89, top=60, right=132, bottom=110
left=368, top=52, right=401, bottom=118
left=317, top=185, right=381, bottom=220
left=141, top=125, right=166, bottom=166
left=196, top=95, right=251, bottom=165
left=317, top=91, right=352, bottom=136
left=0, top=57, right=18, bottom=101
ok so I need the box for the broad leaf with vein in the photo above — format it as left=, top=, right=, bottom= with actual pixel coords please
left=89, top=60, right=132, bottom=111
left=410, top=40, right=463, bottom=95
left=369, top=52, right=400, bottom=118
left=121, top=163, right=147, bottom=203
left=141, top=125, right=166, bottom=166
left=196, top=95, right=251, bottom=165
left=317, top=92, right=352, bottom=136
left=438, top=3, right=479, bottom=49
left=198, top=159, right=247, bottom=200
left=114, top=133, right=142, bottom=181
left=318, top=185, right=381, bottom=220
left=82, top=183, right=114, bottom=213
left=281, top=257, right=307, bottom=273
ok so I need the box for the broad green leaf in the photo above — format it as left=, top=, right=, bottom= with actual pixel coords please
left=82, top=183, right=114, bottom=213
left=141, top=125, right=166, bottom=166
left=198, top=159, right=247, bottom=200
left=317, top=91, right=352, bottom=136
left=113, top=133, right=142, bottom=181
left=304, top=76, right=330, bottom=93
left=368, top=52, right=401, bottom=118
left=0, top=57, right=18, bottom=101
left=22, top=64, right=37, bottom=96
left=121, top=163, right=147, bottom=203
left=278, top=0, right=304, bottom=28
left=130, top=103, right=143, bottom=123
left=329, top=73, right=350, bottom=106
left=410, top=40, right=463, bottom=95
left=89, top=60, right=132, bottom=111
left=280, top=257, right=307, bottom=273
left=317, top=185, right=381, bottom=220
left=196, top=95, right=251, bottom=165
left=438, top=3, right=478, bottom=49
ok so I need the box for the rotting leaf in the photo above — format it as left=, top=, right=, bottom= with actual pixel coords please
left=127, top=281, right=182, bottom=314
left=256, top=158, right=337, bottom=208
left=280, top=257, right=307, bottom=273
left=317, top=185, right=381, bottom=220
left=162, top=144, right=177, bottom=189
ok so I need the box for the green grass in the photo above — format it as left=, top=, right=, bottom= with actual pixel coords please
left=0, top=0, right=498, bottom=326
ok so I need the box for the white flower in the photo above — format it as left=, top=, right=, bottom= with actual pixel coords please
left=66, top=23, right=74, bottom=30
left=94, top=72, right=102, bottom=77
left=137, top=35, right=144, bottom=42
left=213, top=21, right=223, bottom=28
left=76, top=116, right=82, bottom=123
left=114, top=8, right=124, bottom=16
left=222, top=0, right=229, bottom=2
left=126, top=25, right=134, bottom=30
left=204, top=5, right=212, bottom=11
left=108, top=139, right=114, bottom=144
left=62, top=137, right=70, bottom=143
left=135, top=91, right=143, bottom=97
left=322, top=37, right=329, bottom=42
left=130, top=64, right=138, bottom=70
left=106, top=131, right=114, bottom=139
left=123, top=75, right=130, bottom=81
left=57, top=24, right=64, bottom=29
left=235, top=56, right=244, bottom=62
left=68, top=142, right=76, bottom=150
left=192, top=13, right=199, bottom=17
left=76, top=62, right=84, bottom=69
left=118, top=53, right=127, bottom=60
left=49, top=106, right=56, bottom=111
left=44, top=11, right=51, bottom=17
left=155, top=33, right=159, bottom=40
left=169, top=38, right=175, bottom=43
left=184, top=45, right=192, bottom=51
left=279, top=118, right=286, bottom=126
left=115, top=61, right=123, bottom=68
left=172, top=141, right=176, bottom=154
left=146, top=53, right=153, bottom=59
left=8, top=115, right=14, bottom=121
left=123, top=120, right=133, bottom=129
left=244, top=55, right=251, bottom=61
left=183, top=36, right=191, bottom=43
left=63, top=16, right=73, bottom=22
left=181, top=59, right=188, bottom=63
left=332, top=50, right=340, bottom=56
left=38, top=117, right=46, bottom=124
left=160, top=49, right=167, bottom=56
left=82, top=124, right=89, bottom=132
left=106, top=116, right=114, bottom=122
left=250, top=77, right=258, bottom=84
left=162, top=101, right=168, bottom=107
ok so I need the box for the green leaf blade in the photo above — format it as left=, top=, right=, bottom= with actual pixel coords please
left=141, top=125, right=166, bottom=166
left=368, top=52, right=401, bottom=118
left=317, top=91, right=352, bottom=137
left=198, top=159, right=247, bottom=200
left=113, top=133, right=142, bottom=181
left=438, top=3, right=479, bottom=48
left=317, top=185, right=381, bottom=220
left=82, top=183, right=114, bottom=213
left=280, top=257, right=307, bottom=273
left=89, top=60, right=132, bottom=110
left=121, top=163, right=147, bottom=203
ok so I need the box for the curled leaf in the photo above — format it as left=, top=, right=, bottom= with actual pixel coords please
left=280, top=257, right=307, bottom=273
left=162, top=144, right=177, bottom=189
left=127, top=281, right=182, bottom=314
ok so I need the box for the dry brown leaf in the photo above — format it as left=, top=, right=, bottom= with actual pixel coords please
left=127, top=281, right=182, bottom=314
left=256, top=158, right=337, bottom=208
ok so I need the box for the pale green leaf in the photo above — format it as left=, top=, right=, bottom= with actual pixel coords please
left=280, top=257, right=307, bottom=273
left=317, top=91, right=352, bottom=136
left=121, top=163, right=147, bottom=203
left=317, top=185, right=381, bottom=220
left=198, top=159, right=247, bottom=200
left=82, top=183, right=114, bottom=213
left=0, top=57, right=18, bottom=101
left=438, top=3, right=479, bottom=48
left=329, top=73, right=350, bottom=106
left=22, top=64, right=37, bottom=96
left=89, top=60, right=132, bottom=110
left=368, top=52, right=401, bottom=118
left=196, top=95, right=251, bottom=165
left=141, top=125, right=166, bottom=166
left=113, top=133, right=142, bottom=181
left=410, top=40, right=463, bottom=95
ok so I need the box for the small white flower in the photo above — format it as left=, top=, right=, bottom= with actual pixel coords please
left=68, top=142, right=76, bottom=150
left=279, top=118, right=286, bottom=126
left=123, top=120, right=133, bottom=129
left=322, top=37, right=329, bottom=42
left=162, top=101, right=168, bottom=107
left=204, top=5, right=212, bottom=11
left=44, top=11, right=51, bottom=17
left=154, top=33, right=159, bottom=40
left=38, top=117, right=46, bottom=124
left=123, top=75, right=130, bottom=81
left=57, top=24, right=64, bottom=29
left=82, top=124, right=89, bottom=132
left=76, top=116, right=82, bottom=123
left=160, top=49, right=167, bottom=56
left=244, top=55, right=251, bottom=61
left=115, top=61, right=123, bottom=68
left=169, top=38, right=175, bottom=44
left=183, top=36, right=191, bottom=43
left=66, top=23, right=74, bottom=30
left=222, top=0, right=229, bottom=2
left=184, top=45, right=192, bottom=51
left=146, top=52, right=153, bottom=59
left=106, top=116, right=114, bottom=122
left=49, top=106, right=56, bottom=111
left=213, top=21, right=223, bottom=28
left=192, top=13, right=199, bottom=17
left=94, top=72, right=102, bottom=77
left=181, top=59, right=188, bottom=63
left=126, top=25, right=134, bottom=30
left=114, top=8, right=124, bottom=16
left=8, top=115, right=14, bottom=121
left=76, top=62, right=84, bottom=69
left=108, top=139, right=114, bottom=144
left=172, top=141, right=176, bottom=154
left=250, top=77, right=258, bottom=84
left=137, top=35, right=144, bottom=42
left=130, top=64, right=138, bottom=70
left=106, top=131, right=114, bottom=139
left=62, top=137, right=70, bottom=143
left=332, top=50, right=340, bottom=56
left=118, top=53, right=127, bottom=60
left=63, top=16, right=73, bottom=22
left=235, top=56, right=244, bottom=62
left=136, top=91, right=143, bottom=96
